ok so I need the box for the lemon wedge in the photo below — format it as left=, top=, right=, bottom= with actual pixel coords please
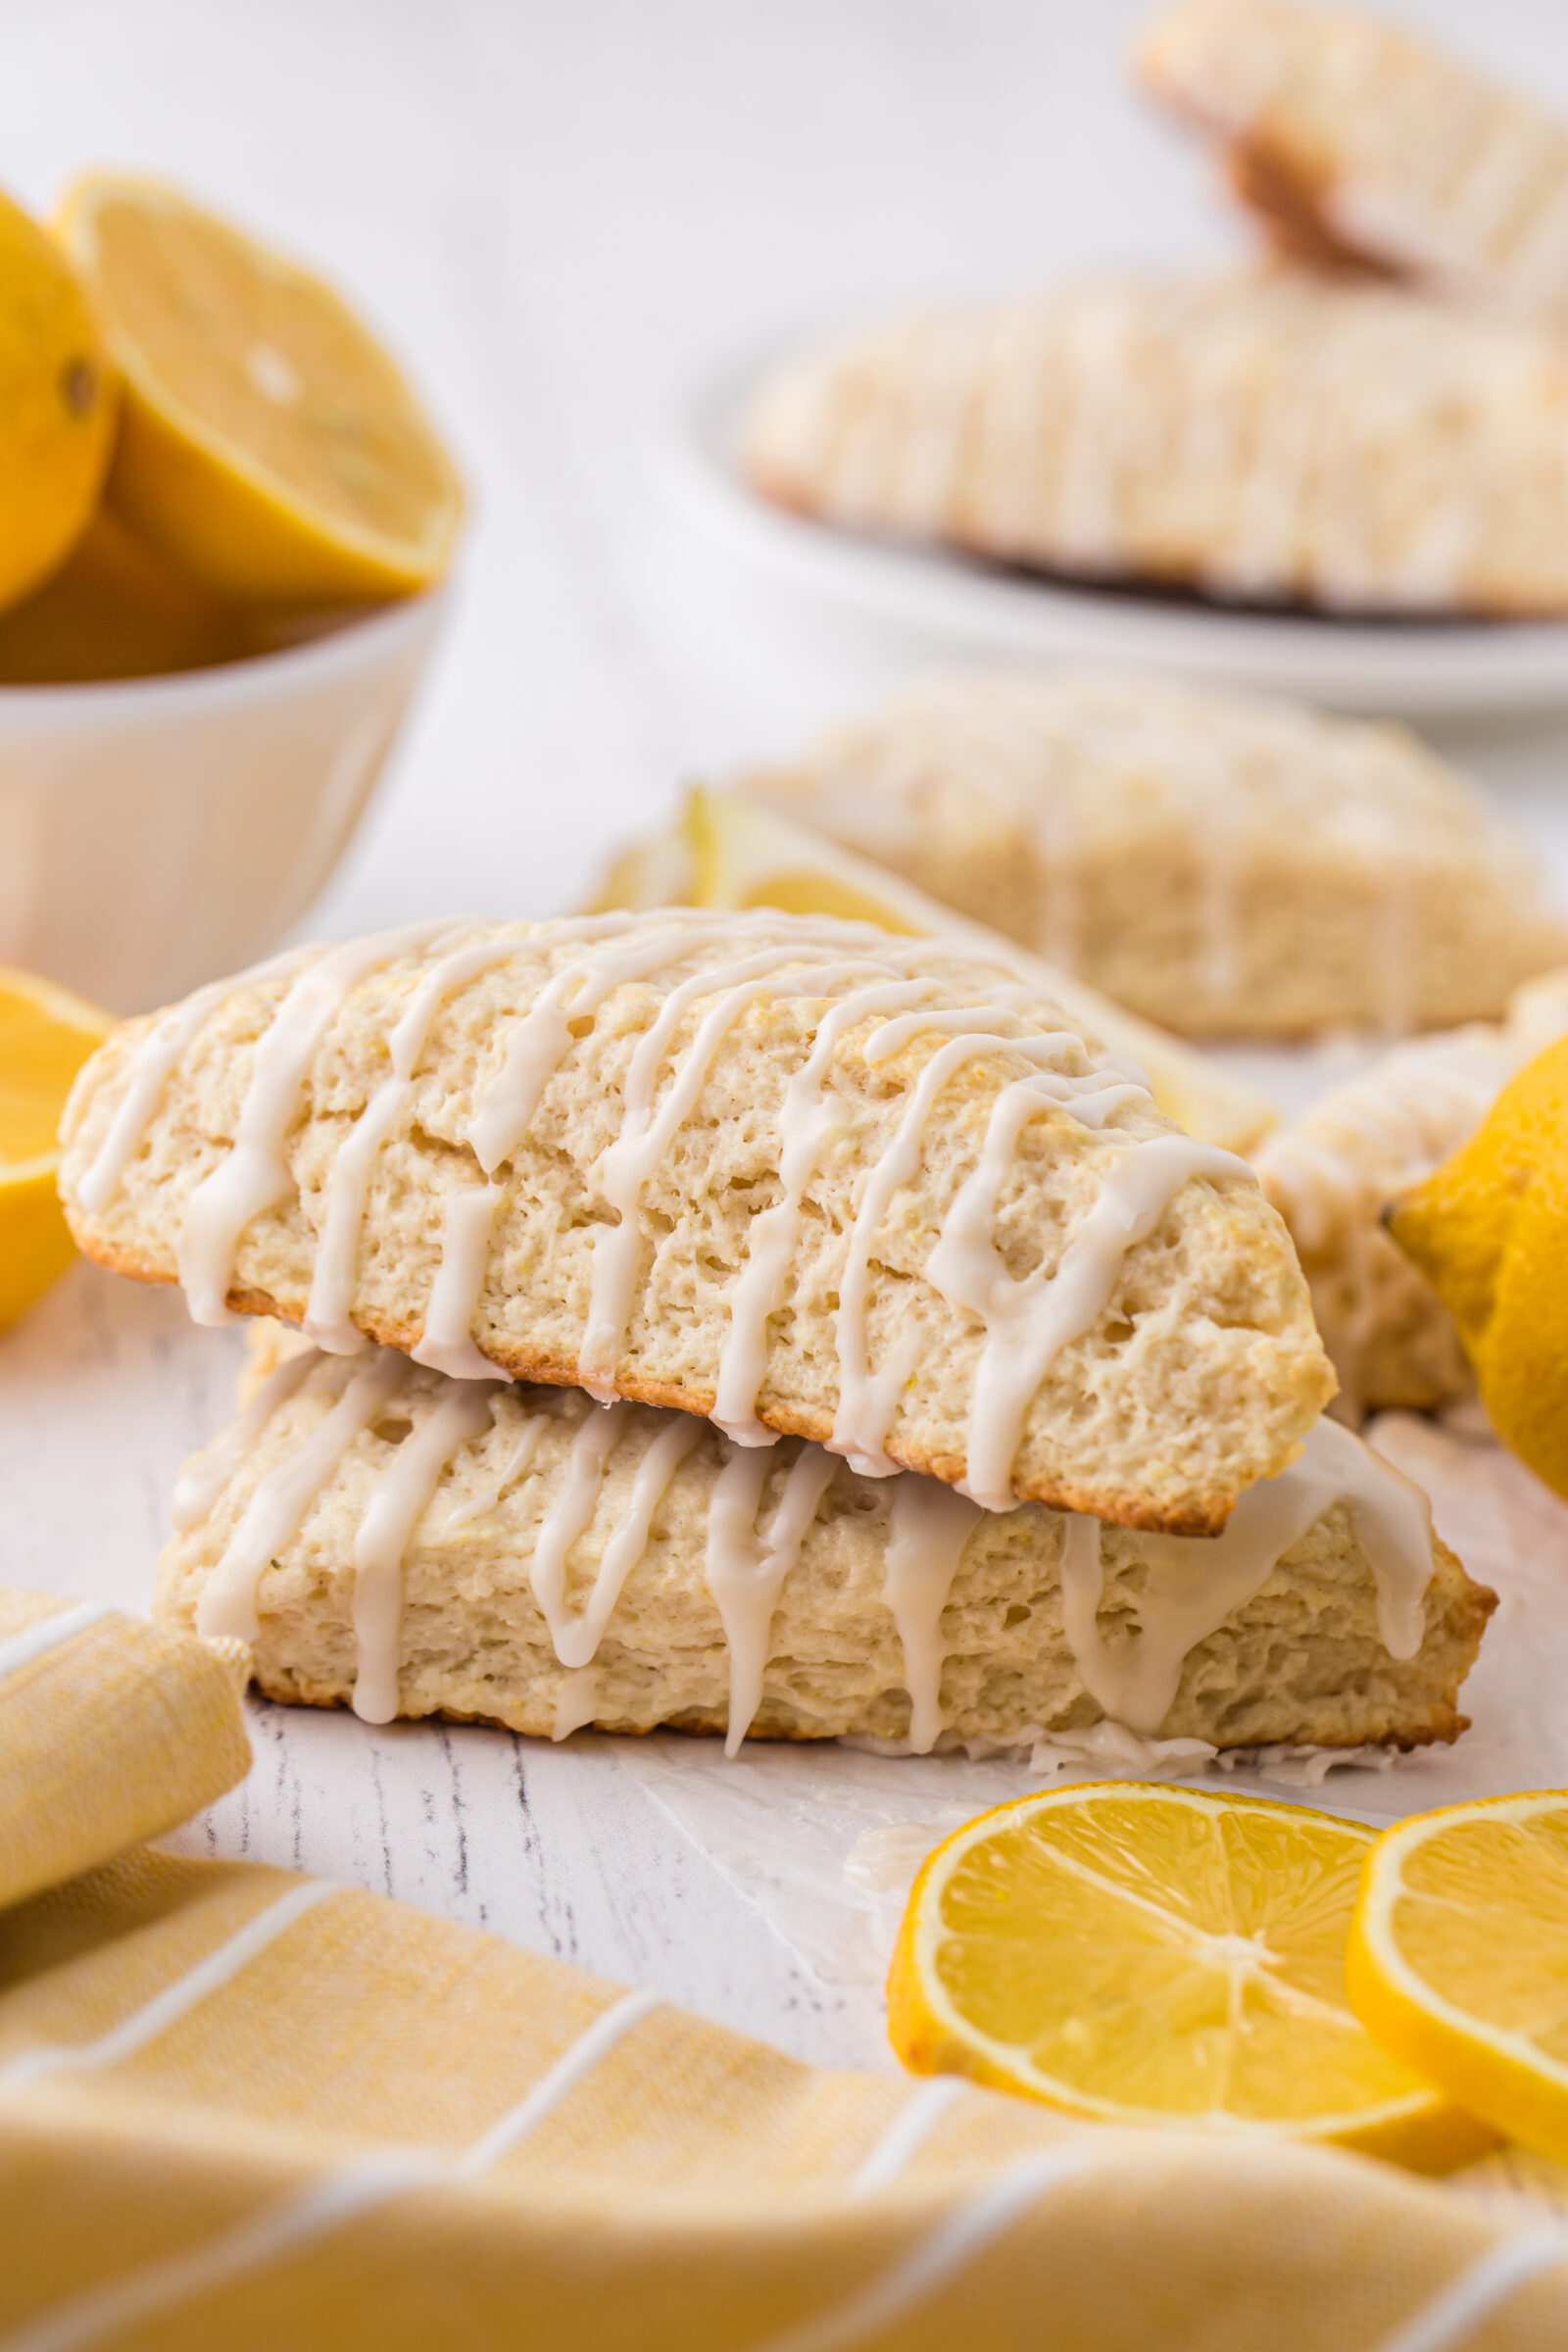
left=56, top=174, right=464, bottom=605
left=1349, top=1792, right=1568, bottom=2163
left=594, top=788, right=1277, bottom=1155
left=887, top=1782, right=1492, bottom=2168
left=0, top=966, right=114, bottom=1331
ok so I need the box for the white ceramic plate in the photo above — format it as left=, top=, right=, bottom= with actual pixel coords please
left=661, top=343, right=1568, bottom=719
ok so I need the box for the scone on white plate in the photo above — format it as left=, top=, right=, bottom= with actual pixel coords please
left=58, top=909, right=1334, bottom=1534
left=742, top=270, right=1568, bottom=615
left=158, top=1334, right=1493, bottom=1757
left=1137, top=0, right=1568, bottom=318
left=1255, top=971, right=1568, bottom=1420
left=737, top=672, right=1567, bottom=1039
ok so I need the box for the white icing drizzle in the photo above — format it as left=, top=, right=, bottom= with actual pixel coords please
left=440, top=1415, right=545, bottom=1533
left=579, top=944, right=889, bottom=1401
left=305, top=934, right=519, bottom=1353
left=411, top=1182, right=507, bottom=1379
left=170, top=1344, right=316, bottom=1533
left=711, top=974, right=947, bottom=1443
left=552, top=1666, right=600, bottom=1741
left=882, top=1480, right=982, bottom=1752
left=930, top=1125, right=1250, bottom=1511
left=194, top=1350, right=410, bottom=1642
left=1057, top=1417, right=1436, bottom=1737
left=350, top=1384, right=497, bottom=1725
left=705, top=1440, right=838, bottom=1755
left=176, top=923, right=441, bottom=1326
left=830, top=1022, right=1105, bottom=1478
left=73, top=946, right=315, bottom=1217
left=531, top=1405, right=703, bottom=1671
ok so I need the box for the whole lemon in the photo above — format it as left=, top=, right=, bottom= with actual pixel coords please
left=0, top=187, right=117, bottom=612
left=1388, top=1033, right=1568, bottom=1499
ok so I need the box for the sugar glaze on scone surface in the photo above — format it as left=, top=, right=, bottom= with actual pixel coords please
left=157, top=1338, right=1491, bottom=1756
left=742, top=673, right=1568, bottom=1040
left=745, top=271, right=1568, bottom=616
left=59, top=908, right=1332, bottom=1531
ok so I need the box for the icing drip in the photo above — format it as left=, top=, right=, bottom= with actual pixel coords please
left=351, top=1384, right=497, bottom=1724
left=704, top=1441, right=838, bottom=1755
left=882, top=1480, right=982, bottom=1752
left=930, top=1126, right=1251, bottom=1511
left=441, top=1416, right=546, bottom=1533
left=552, top=1666, right=600, bottom=1741
left=1057, top=1417, right=1435, bottom=1736
left=531, top=1406, right=702, bottom=1671
left=170, top=1344, right=315, bottom=1534
left=578, top=945, right=891, bottom=1400
left=306, top=934, right=519, bottom=1353
left=411, top=1183, right=507, bottom=1379
left=74, top=946, right=315, bottom=1217
left=710, top=974, right=948, bottom=1444
left=830, top=1020, right=1105, bottom=1477
left=195, top=1349, right=410, bottom=1642
left=177, top=923, right=442, bottom=1326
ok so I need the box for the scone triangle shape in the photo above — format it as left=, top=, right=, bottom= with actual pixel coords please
left=59, top=907, right=1334, bottom=1531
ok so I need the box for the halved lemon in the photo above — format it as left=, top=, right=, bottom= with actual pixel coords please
left=611, top=787, right=1278, bottom=1155
left=888, top=1782, right=1492, bottom=2169
left=1349, top=1791, right=1568, bottom=2162
left=56, top=174, right=464, bottom=605
left=0, top=966, right=114, bottom=1331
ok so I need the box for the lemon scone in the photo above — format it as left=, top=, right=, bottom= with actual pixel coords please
left=743, top=270, right=1568, bottom=616
left=157, top=1336, right=1491, bottom=1754
left=1138, top=0, right=1568, bottom=318
left=1255, top=970, right=1568, bottom=1420
left=58, top=910, right=1333, bottom=1532
left=737, top=673, right=1567, bottom=1039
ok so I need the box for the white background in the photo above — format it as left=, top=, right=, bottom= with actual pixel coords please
left=5, top=0, right=1568, bottom=2072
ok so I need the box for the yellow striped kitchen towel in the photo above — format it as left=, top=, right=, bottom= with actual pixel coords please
left=3, top=1585, right=1568, bottom=2351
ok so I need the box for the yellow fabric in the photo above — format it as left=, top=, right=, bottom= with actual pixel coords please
left=2, top=1587, right=1567, bottom=2350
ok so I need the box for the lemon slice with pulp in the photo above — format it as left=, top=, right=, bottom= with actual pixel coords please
left=0, top=966, right=114, bottom=1331
left=888, top=1781, right=1492, bottom=2169
left=1349, top=1790, right=1568, bottom=2162
left=57, top=173, right=464, bottom=605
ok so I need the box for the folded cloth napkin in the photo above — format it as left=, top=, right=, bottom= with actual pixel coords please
left=2, top=1586, right=1566, bottom=2352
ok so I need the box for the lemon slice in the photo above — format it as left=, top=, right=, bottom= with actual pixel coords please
left=888, top=1782, right=1492, bottom=2168
left=0, top=966, right=114, bottom=1331
left=1349, top=1792, right=1568, bottom=2162
left=654, top=788, right=1277, bottom=1154
left=57, top=174, right=464, bottom=604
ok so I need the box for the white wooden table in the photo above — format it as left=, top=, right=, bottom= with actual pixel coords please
left=6, top=0, right=1568, bottom=2079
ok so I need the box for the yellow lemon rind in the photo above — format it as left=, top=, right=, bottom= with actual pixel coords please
left=1348, top=1791, right=1568, bottom=2165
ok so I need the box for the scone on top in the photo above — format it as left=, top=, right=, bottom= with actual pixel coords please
left=742, top=270, right=1568, bottom=616
left=1137, top=0, right=1568, bottom=318
left=738, top=672, right=1568, bottom=1041
left=57, top=907, right=1334, bottom=1534
left=1255, top=969, right=1568, bottom=1422
left=158, top=1335, right=1494, bottom=1758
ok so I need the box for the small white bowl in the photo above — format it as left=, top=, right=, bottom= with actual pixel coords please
left=0, top=589, right=447, bottom=1013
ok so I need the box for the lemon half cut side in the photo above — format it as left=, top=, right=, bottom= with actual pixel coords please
left=0, top=967, right=114, bottom=1331
left=57, top=173, right=464, bottom=606
left=889, top=1781, right=1493, bottom=2171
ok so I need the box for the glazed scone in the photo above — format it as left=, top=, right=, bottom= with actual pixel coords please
left=739, top=673, right=1568, bottom=1039
left=743, top=271, right=1568, bottom=616
left=159, top=1342, right=1493, bottom=1755
left=1255, top=970, right=1568, bottom=1420
left=58, top=910, right=1334, bottom=1532
left=1138, top=0, right=1568, bottom=318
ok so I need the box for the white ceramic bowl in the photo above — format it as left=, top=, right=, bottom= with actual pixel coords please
left=0, top=589, right=446, bottom=1013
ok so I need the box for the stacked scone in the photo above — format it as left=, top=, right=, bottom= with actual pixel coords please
left=59, top=909, right=1492, bottom=1756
